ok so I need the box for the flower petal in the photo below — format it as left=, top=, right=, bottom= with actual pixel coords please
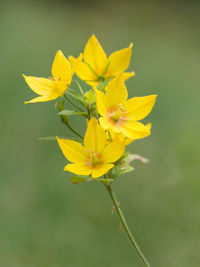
left=102, top=142, right=124, bottom=163
left=51, top=50, right=72, bottom=82
left=96, top=90, right=110, bottom=116
left=120, top=121, right=151, bottom=139
left=64, top=164, right=92, bottom=176
left=69, top=53, right=83, bottom=74
left=122, top=71, right=135, bottom=81
left=84, top=117, right=106, bottom=153
left=57, top=137, right=88, bottom=164
left=54, top=81, right=69, bottom=96
left=91, top=164, right=114, bottom=178
left=99, top=117, right=121, bottom=133
left=126, top=95, right=157, bottom=120
left=84, top=34, right=107, bottom=75
left=106, top=75, right=128, bottom=106
left=107, top=43, right=133, bottom=76
left=125, top=122, right=152, bottom=145
left=75, top=61, right=97, bottom=82
left=23, top=75, right=55, bottom=96
left=24, top=94, right=58, bottom=104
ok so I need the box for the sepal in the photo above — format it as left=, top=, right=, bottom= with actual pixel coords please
left=57, top=100, right=69, bottom=124
left=84, top=89, right=96, bottom=105
left=69, top=176, right=92, bottom=184
left=69, top=176, right=113, bottom=185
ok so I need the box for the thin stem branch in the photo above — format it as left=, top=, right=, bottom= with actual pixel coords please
left=65, top=122, right=83, bottom=139
left=106, top=184, right=151, bottom=267
left=64, top=94, right=83, bottom=112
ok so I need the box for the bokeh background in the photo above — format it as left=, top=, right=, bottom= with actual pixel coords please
left=1, top=0, right=200, bottom=266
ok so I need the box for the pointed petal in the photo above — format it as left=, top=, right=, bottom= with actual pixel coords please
left=51, top=50, right=72, bottom=82
left=120, top=121, right=151, bottom=140
left=75, top=61, right=97, bottom=82
left=106, top=75, right=128, bottom=106
left=64, top=164, right=92, bottom=176
left=96, top=90, right=110, bottom=116
left=107, top=43, right=133, bottom=76
left=84, top=117, right=106, bottom=153
left=23, top=75, right=55, bottom=96
left=91, top=164, right=114, bottom=178
left=69, top=53, right=83, bottom=74
left=126, top=95, right=157, bottom=120
left=125, top=122, right=152, bottom=145
left=84, top=34, right=107, bottom=75
left=122, top=71, right=135, bottom=81
left=24, top=94, right=57, bottom=104
left=57, top=137, right=88, bottom=164
left=102, top=142, right=124, bottom=163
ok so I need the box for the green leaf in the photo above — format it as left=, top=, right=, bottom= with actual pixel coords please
left=75, top=81, right=85, bottom=96
left=67, top=90, right=85, bottom=105
left=117, top=164, right=134, bottom=176
left=59, top=110, right=87, bottom=117
left=69, top=176, right=92, bottom=184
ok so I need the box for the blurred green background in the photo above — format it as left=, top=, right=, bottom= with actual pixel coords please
left=1, top=0, right=200, bottom=266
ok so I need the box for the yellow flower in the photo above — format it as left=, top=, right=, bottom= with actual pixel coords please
left=108, top=123, right=152, bottom=146
left=23, top=50, right=73, bottom=103
left=69, top=34, right=135, bottom=88
left=56, top=117, right=124, bottom=178
left=96, top=75, right=157, bottom=139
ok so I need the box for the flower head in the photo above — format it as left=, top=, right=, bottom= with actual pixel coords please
left=57, top=117, right=124, bottom=178
left=23, top=50, right=73, bottom=103
left=96, top=75, right=157, bottom=139
left=69, top=34, right=135, bottom=88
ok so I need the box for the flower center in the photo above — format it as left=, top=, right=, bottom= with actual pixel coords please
left=86, top=150, right=102, bottom=168
left=110, top=109, right=121, bottom=122
left=108, top=105, right=127, bottom=125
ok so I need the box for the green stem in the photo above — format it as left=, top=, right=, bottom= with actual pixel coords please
left=64, top=94, right=83, bottom=112
left=106, top=184, right=151, bottom=267
left=65, top=122, right=83, bottom=140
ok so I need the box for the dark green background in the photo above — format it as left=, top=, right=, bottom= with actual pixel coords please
left=1, top=0, right=200, bottom=266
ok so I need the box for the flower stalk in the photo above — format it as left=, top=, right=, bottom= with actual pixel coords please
left=106, top=184, right=151, bottom=267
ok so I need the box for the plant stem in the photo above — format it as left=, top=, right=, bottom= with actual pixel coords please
left=65, top=122, right=83, bottom=139
left=64, top=94, right=83, bottom=112
left=106, top=184, right=151, bottom=267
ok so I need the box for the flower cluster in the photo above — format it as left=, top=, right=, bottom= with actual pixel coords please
left=24, top=34, right=156, bottom=183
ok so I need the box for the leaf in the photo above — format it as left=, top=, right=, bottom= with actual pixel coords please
left=75, top=81, right=85, bottom=96
left=67, top=90, right=85, bottom=105
left=117, top=164, right=134, bottom=176
left=59, top=110, right=87, bottom=117
left=69, top=176, right=92, bottom=184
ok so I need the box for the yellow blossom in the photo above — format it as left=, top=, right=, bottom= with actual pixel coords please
left=57, top=117, right=124, bottom=178
left=23, top=50, right=73, bottom=103
left=69, top=34, right=135, bottom=88
left=107, top=123, right=152, bottom=146
left=96, top=75, right=157, bottom=139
